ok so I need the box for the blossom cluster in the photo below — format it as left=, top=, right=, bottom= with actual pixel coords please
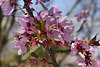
left=1, top=0, right=99, bottom=67
left=12, top=5, right=74, bottom=60
left=70, top=38, right=100, bottom=67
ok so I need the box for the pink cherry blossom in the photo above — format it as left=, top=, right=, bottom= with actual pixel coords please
left=12, top=35, right=29, bottom=59
left=12, top=41, right=27, bottom=59
left=70, top=38, right=90, bottom=56
left=44, top=9, right=74, bottom=45
left=14, top=26, right=26, bottom=34
left=47, top=30, right=60, bottom=39
left=14, top=16, right=36, bottom=34
left=75, top=10, right=88, bottom=22
left=36, top=6, right=62, bottom=29
left=45, top=6, right=62, bottom=29
left=1, top=1, right=15, bottom=15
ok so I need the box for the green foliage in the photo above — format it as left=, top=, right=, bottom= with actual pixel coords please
left=34, top=46, right=48, bottom=58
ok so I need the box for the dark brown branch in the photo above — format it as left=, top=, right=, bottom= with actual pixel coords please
left=38, top=41, right=59, bottom=67
left=23, top=0, right=34, bottom=18
left=49, top=49, right=59, bottom=67
left=52, top=49, right=71, bottom=53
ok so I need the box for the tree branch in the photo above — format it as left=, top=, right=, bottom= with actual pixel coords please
left=40, top=2, right=47, bottom=10
left=38, top=41, right=59, bottom=67
left=23, top=0, right=34, bottom=18
left=52, top=49, right=71, bottom=53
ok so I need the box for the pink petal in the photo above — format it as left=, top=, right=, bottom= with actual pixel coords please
left=81, top=42, right=90, bottom=50
left=15, top=16, right=28, bottom=27
left=14, top=26, right=25, bottom=34
left=22, top=37, right=29, bottom=42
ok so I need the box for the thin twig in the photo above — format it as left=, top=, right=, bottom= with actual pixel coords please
left=16, top=4, right=26, bottom=14
left=40, top=2, right=47, bottom=10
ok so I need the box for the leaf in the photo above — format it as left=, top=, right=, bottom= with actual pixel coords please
left=51, top=42, right=56, bottom=49
left=34, top=46, right=48, bottom=58
left=21, top=45, right=40, bottom=60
